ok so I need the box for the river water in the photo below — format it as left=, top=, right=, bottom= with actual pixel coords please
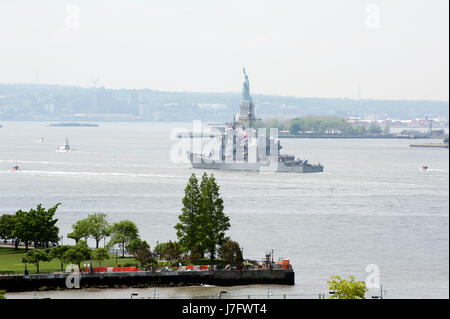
left=1, top=122, right=448, bottom=299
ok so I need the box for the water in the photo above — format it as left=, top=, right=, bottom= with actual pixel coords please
left=1, top=122, right=448, bottom=299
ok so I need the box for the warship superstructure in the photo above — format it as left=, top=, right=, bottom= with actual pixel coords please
left=188, top=69, right=324, bottom=173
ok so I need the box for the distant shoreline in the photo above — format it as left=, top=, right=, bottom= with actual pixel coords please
left=278, top=134, right=442, bottom=139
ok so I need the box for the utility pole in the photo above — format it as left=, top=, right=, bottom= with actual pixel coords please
left=380, top=283, right=386, bottom=299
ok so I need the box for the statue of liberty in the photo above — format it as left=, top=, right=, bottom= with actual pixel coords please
left=242, top=68, right=252, bottom=102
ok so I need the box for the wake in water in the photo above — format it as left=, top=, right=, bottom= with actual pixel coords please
left=1, top=169, right=184, bottom=180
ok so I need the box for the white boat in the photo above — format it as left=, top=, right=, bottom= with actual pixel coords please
left=57, top=137, right=73, bottom=152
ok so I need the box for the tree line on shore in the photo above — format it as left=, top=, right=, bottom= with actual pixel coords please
left=0, top=173, right=244, bottom=273
left=255, top=116, right=389, bottom=135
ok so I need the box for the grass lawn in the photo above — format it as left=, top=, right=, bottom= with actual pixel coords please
left=0, top=247, right=138, bottom=274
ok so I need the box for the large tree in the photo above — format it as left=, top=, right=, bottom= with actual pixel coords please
left=132, top=241, right=156, bottom=270
left=199, top=173, right=230, bottom=262
left=13, top=204, right=60, bottom=251
left=86, top=213, right=111, bottom=248
left=175, top=173, right=230, bottom=263
left=29, top=203, right=60, bottom=249
left=109, top=220, right=139, bottom=257
left=175, top=174, right=204, bottom=256
left=68, top=218, right=91, bottom=244
left=0, top=214, right=16, bottom=244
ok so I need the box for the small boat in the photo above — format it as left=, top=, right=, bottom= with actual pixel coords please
left=57, top=137, right=73, bottom=152
left=10, top=165, right=19, bottom=172
left=421, top=166, right=428, bottom=171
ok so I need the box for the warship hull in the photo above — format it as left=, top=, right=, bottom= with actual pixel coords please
left=189, top=154, right=323, bottom=173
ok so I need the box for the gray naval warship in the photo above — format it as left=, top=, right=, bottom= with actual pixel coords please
left=188, top=69, right=324, bottom=173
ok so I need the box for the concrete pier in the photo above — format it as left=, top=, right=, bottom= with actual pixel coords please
left=0, top=269, right=295, bottom=292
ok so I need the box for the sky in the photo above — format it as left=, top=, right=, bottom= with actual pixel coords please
left=0, top=0, right=448, bottom=101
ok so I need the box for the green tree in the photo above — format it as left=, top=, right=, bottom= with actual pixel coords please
left=92, top=248, right=110, bottom=267
left=199, top=173, right=230, bottom=263
left=86, top=213, right=111, bottom=248
left=188, top=246, right=202, bottom=264
left=22, top=249, right=51, bottom=274
left=383, top=123, right=391, bottom=135
left=12, top=203, right=61, bottom=251
left=175, top=174, right=204, bottom=256
left=12, top=210, right=33, bottom=250
left=62, top=240, right=92, bottom=269
left=175, top=173, right=231, bottom=263
left=132, top=241, right=155, bottom=270
left=0, top=214, right=16, bottom=244
left=155, top=241, right=181, bottom=264
left=49, top=245, right=70, bottom=271
left=219, top=239, right=243, bottom=265
left=368, top=123, right=382, bottom=135
left=109, top=220, right=139, bottom=257
left=68, top=218, right=91, bottom=244
left=327, top=275, right=368, bottom=299
left=126, top=238, right=143, bottom=256
left=30, top=203, right=60, bottom=249
left=0, top=289, right=5, bottom=299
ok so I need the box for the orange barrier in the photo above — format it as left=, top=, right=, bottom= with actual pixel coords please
left=113, top=267, right=138, bottom=272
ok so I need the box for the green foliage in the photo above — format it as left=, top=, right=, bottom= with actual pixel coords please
left=67, top=213, right=111, bottom=247
left=199, top=173, right=230, bottom=262
left=259, top=116, right=392, bottom=136
left=132, top=241, right=155, bottom=270
left=67, top=218, right=91, bottom=244
left=126, top=238, right=143, bottom=256
left=13, top=203, right=60, bottom=250
left=62, top=240, right=92, bottom=269
left=0, top=289, right=5, bottom=299
left=92, top=248, right=110, bottom=267
left=86, top=213, right=111, bottom=248
left=49, top=245, right=70, bottom=271
left=0, top=246, right=136, bottom=274
left=219, top=239, right=243, bottom=265
left=109, top=220, right=139, bottom=257
left=22, top=249, right=51, bottom=273
left=154, top=241, right=181, bottom=263
left=327, top=275, right=368, bottom=299
left=0, top=214, right=16, bottom=242
left=175, top=173, right=231, bottom=263
left=285, top=116, right=352, bottom=135
left=175, top=174, right=204, bottom=255
left=383, top=123, right=391, bottom=135
left=368, top=123, right=382, bottom=134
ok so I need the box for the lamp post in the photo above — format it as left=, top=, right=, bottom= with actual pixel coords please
left=24, top=256, right=28, bottom=275
left=267, top=287, right=273, bottom=299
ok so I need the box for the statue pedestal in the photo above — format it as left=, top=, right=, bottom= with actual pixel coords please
left=238, top=101, right=255, bottom=122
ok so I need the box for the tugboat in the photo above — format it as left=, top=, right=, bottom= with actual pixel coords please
left=57, top=137, right=73, bottom=152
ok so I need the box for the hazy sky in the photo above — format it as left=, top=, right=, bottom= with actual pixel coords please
left=0, top=0, right=448, bottom=100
